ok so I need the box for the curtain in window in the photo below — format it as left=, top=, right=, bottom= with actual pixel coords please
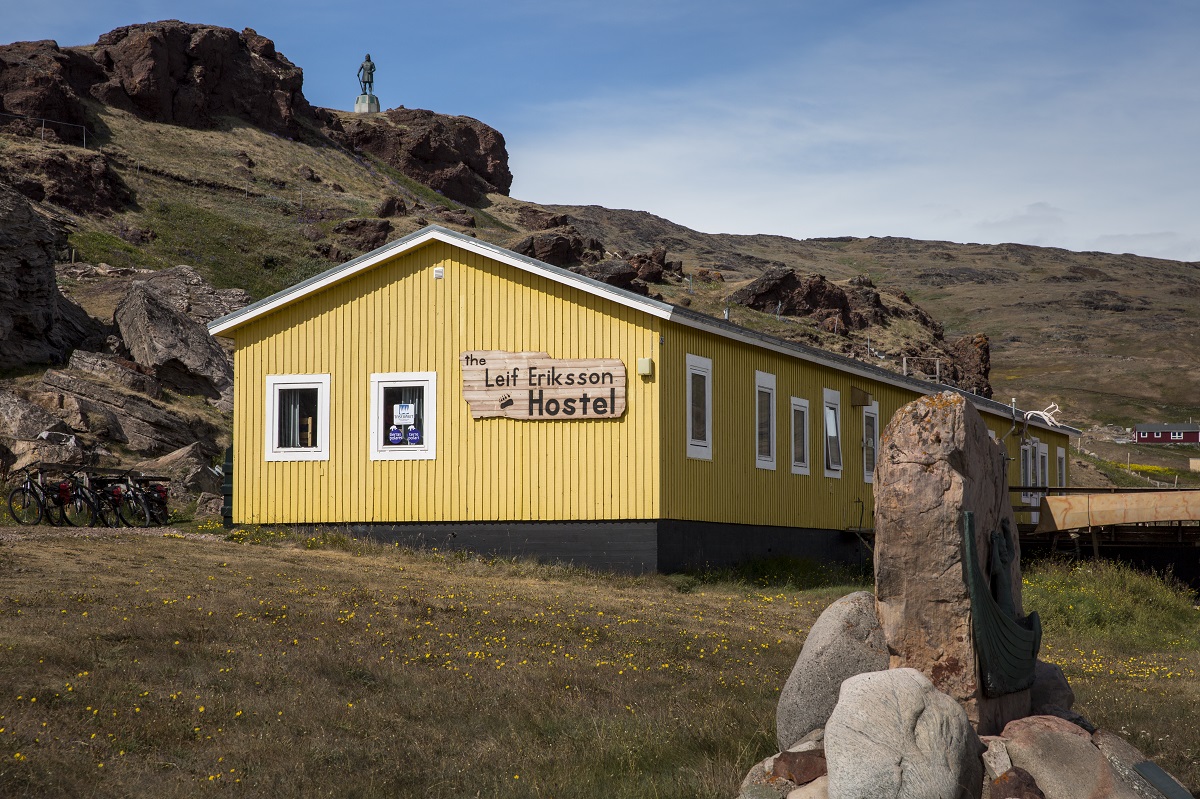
left=278, top=388, right=317, bottom=449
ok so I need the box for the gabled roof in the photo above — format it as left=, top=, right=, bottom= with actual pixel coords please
left=1135, top=423, right=1200, bottom=433
left=208, top=225, right=1079, bottom=436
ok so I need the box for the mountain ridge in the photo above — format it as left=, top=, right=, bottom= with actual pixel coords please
left=2, top=20, right=1199, bottom=441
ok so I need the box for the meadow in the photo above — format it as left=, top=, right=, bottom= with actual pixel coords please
left=0, top=528, right=1195, bottom=797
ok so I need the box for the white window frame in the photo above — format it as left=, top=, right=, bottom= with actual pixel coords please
left=1020, top=442, right=1032, bottom=504
left=1057, top=446, right=1066, bottom=489
left=369, top=372, right=437, bottom=461
left=790, top=397, right=810, bottom=476
left=862, top=400, right=880, bottom=484
left=823, top=388, right=842, bottom=479
left=686, top=354, right=713, bottom=461
left=755, top=371, right=776, bottom=470
left=1038, top=442, right=1049, bottom=488
left=1171, top=431, right=1184, bottom=441
left=265, top=374, right=331, bottom=462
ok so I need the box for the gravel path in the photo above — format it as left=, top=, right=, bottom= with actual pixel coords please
left=0, top=524, right=223, bottom=543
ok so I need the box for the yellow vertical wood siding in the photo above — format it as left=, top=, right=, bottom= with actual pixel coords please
left=230, top=241, right=662, bottom=524
left=659, top=321, right=1070, bottom=529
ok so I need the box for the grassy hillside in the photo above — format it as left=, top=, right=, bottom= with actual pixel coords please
left=7, top=98, right=1200, bottom=435
left=20, top=107, right=514, bottom=311
left=0, top=531, right=1194, bottom=797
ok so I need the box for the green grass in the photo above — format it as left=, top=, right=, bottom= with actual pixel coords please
left=0, top=532, right=821, bottom=798
left=1, top=533, right=1195, bottom=796
left=1023, top=558, right=1200, bottom=788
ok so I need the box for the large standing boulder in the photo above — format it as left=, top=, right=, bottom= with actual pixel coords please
left=825, top=668, right=983, bottom=799
left=873, top=391, right=1032, bottom=734
left=114, top=283, right=233, bottom=410
left=776, top=591, right=889, bottom=750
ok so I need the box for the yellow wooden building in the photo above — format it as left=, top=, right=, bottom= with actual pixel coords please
left=208, top=225, right=1077, bottom=571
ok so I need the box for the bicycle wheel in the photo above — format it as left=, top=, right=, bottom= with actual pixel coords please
left=82, top=482, right=115, bottom=525
left=147, top=500, right=170, bottom=526
left=8, top=487, right=43, bottom=526
left=62, top=491, right=96, bottom=527
left=92, top=495, right=117, bottom=528
left=118, top=492, right=151, bottom=528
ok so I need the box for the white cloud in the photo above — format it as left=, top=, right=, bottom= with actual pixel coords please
left=507, top=3, right=1200, bottom=261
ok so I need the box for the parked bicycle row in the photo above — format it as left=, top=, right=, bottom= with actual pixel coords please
left=6, top=463, right=170, bottom=528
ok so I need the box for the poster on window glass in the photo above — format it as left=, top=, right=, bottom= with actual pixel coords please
left=460, top=350, right=626, bottom=420
left=382, top=387, right=424, bottom=446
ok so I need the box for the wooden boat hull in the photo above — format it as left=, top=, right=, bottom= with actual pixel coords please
left=1034, top=490, right=1200, bottom=533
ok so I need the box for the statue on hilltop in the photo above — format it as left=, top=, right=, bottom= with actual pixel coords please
left=357, top=54, right=375, bottom=96
left=355, top=54, right=380, bottom=113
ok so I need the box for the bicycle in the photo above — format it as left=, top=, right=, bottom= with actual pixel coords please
left=7, top=465, right=54, bottom=526
left=139, top=479, right=170, bottom=526
left=55, top=471, right=99, bottom=527
left=95, top=469, right=150, bottom=528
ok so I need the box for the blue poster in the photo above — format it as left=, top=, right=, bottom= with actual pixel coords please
left=406, top=428, right=422, bottom=445
left=388, top=426, right=404, bottom=444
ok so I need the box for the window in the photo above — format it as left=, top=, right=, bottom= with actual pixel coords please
left=370, top=372, right=436, bottom=460
left=823, top=388, right=842, bottom=478
left=790, top=397, right=810, bottom=475
left=1057, top=446, right=1066, bottom=489
left=1038, top=443, right=1049, bottom=489
left=863, top=401, right=880, bottom=483
left=1154, top=432, right=1162, bottom=438
left=265, top=374, right=330, bottom=461
left=686, top=354, right=712, bottom=460
left=755, top=371, right=776, bottom=470
left=1171, top=431, right=1184, bottom=440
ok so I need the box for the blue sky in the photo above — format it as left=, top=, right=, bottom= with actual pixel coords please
left=8, top=1, right=1200, bottom=261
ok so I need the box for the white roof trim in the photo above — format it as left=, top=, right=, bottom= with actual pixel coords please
left=207, top=225, right=1079, bottom=436
left=207, top=225, right=675, bottom=336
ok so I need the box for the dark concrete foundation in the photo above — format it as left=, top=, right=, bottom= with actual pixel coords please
left=331, top=519, right=871, bottom=574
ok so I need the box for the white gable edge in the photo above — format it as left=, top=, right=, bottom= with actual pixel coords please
left=207, top=225, right=675, bottom=336
left=207, top=225, right=1078, bottom=437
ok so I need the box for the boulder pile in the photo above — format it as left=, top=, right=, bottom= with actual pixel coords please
left=737, top=392, right=1191, bottom=799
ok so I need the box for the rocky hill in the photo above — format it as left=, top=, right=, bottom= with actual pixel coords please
left=2, top=20, right=1199, bottom=499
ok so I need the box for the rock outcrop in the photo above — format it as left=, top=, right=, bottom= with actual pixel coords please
left=138, top=265, right=251, bottom=326
left=333, top=218, right=393, bottom=254
left=39, top=368, right=222, bottom=456
left=114, top=283, right=234, bottom=410
left=332, top=107, right=512, bottom=205
left=0, top=148, right=133, bottom=215
left=0, top=22, right=313, bottom=137
left=873, top=391, right=1030, bottom=734
left=511, top=227, right=605, bottom=267
left=0, top=182, right=99, bottom=370
left=134, top=442, right=220, bottom=496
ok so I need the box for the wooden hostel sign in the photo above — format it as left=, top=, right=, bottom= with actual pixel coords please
left=460, top=351, right=626, bottom=420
